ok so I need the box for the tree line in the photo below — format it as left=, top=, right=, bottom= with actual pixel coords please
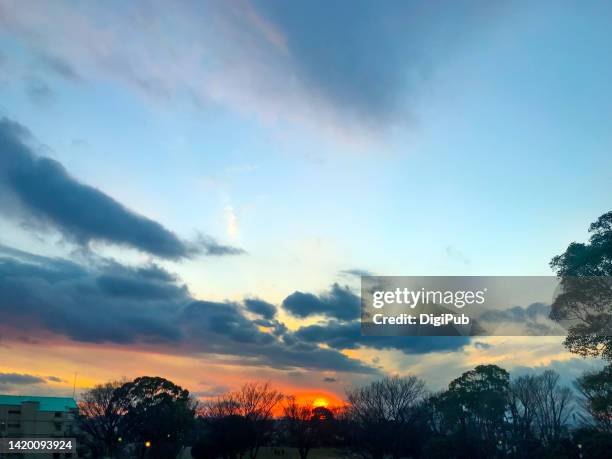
left=75, top=363, right=611, bottom=459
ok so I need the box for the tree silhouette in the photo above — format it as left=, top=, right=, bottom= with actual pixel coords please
left=114, top=376, right=196, bottom=459
left=282, top=397, right=317, bottom=459
left=429, top=365, right=510, bottom=458
left=576, top=365, right=612, bottom=433
left=198, top=382, right=283, bottom=459
left=77, top=380, right=128, bottom=457
left=550, top=211, right=612, bottom=360
left=345, top=375, right=426, bottom=459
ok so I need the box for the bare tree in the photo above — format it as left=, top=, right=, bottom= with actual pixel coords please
left=234, top=382, right=284, bottom=458
left=509, top=371, right=573, bottom=448
left=234, top=382, right=284, bottom=421
left=282, top=397, right=317, bottom=459
left=345, top=375, right=426, bottom=459
left=532, top=371, right=574, bottom=445
left=201, top=393, right=240, bottom=419
left=509, top=374, right=542, bottom=457
left=78, top=380, right=128, bottom=457
left=200, top=382, right=283, bottom=458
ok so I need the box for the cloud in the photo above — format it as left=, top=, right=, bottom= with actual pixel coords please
left=0, top=118, right=243, bottom=259
left=0, top=247, right=186, bottom=344
left=0, top=245, right=376, bottom=375
left=0, top=372, right=47, bottom=391
left=293, top=320, right=469, bottom=355
left=282, top=283, right=360, bottom=321
left=232, top=0, right=501, bottom=129
left=511, top=358, right=606, bottom=388
left=323, top=377, right=337, bottom=383
left=25, top=78, right=54, bottom=105
left=339, top=268, right=373, bottom=278
left=282, top=284, right=470, bottom=354
left=46, top=375, right=66, bottom=383
left=193, top=384, right=230, bottom=399
left=181, top=300, right=375, bottom=374
left=196, top=235, right=246, bottom=256
left=477, top=303, right=566, bottom=336
left=445, top=245, right=470, bottom=265
left=244, top=298, right=277, bottom=320
left=37, top=52, right=81, bottom=81
left=473, top=341, right=493, bottom=350
left=250, top=0, right=413, bottom=126
left=0, top=1, right=503, bottom=134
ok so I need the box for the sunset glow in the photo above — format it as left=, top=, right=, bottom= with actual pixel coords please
left=0, top=0, right=609, bottom=443
left=312, top=398, right=329, bottom=408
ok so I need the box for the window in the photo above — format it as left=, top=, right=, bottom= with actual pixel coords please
left=7, top=423, right=20, bottom=428
left=7, top=409, right=21, bottom=415
left=54, top=411, right=62, bottom=418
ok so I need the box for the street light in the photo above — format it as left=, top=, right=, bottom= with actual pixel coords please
left=145, top=441, right=151, bottom=448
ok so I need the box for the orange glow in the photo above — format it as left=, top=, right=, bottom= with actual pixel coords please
left=312, top=397, right=329, bottom=408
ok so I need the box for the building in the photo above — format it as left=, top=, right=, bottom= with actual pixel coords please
left=0, top=395, right=77, bottom=459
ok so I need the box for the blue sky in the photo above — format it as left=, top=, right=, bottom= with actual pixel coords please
left=0, top=0, right=610, bottom=398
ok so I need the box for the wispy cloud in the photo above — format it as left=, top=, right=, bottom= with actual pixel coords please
left=0, top=0, right=504, bottom=137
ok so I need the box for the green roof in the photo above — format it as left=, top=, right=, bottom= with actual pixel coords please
left=0, top=395, right=77, bottom=412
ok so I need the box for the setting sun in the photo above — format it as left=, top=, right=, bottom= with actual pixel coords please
left=312, top=397, right=329, bottom=408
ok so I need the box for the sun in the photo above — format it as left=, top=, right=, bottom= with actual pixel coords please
left=312, top=397, right=329, bottom=408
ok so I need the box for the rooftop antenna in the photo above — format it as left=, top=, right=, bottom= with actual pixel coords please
left=72, top=372, right=77, bottom=399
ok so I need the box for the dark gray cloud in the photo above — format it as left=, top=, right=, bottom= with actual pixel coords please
left=0, top=372, right=47, bottom=391
left=323, top=377, right=337, bottom=383
left=0, top=118, right=243, bottom=259
left=473, top=341, right=493, bottom=350
left=197, top=235, right=246, bottom=256
left=46, top=375, right=66, bottom=383
left=0, top=244, right=468, bottom=363
left=282, top=283, right=359, bottom=321
left=0, top=250, right=186, bottom=345
left=244, top=298, right=277, bottom=319
left=0, top=246, right=375, bottom=375
left=282, top=284, right=469, bottom=354
left=293, top=320, right=469, bottom=355
left=180, top=300, right=374, bottom=373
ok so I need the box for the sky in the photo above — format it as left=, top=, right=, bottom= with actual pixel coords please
left=0, top=0, right=611, bottom=404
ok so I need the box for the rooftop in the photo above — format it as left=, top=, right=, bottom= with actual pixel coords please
left=0, top=395, right=77, bottom=412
